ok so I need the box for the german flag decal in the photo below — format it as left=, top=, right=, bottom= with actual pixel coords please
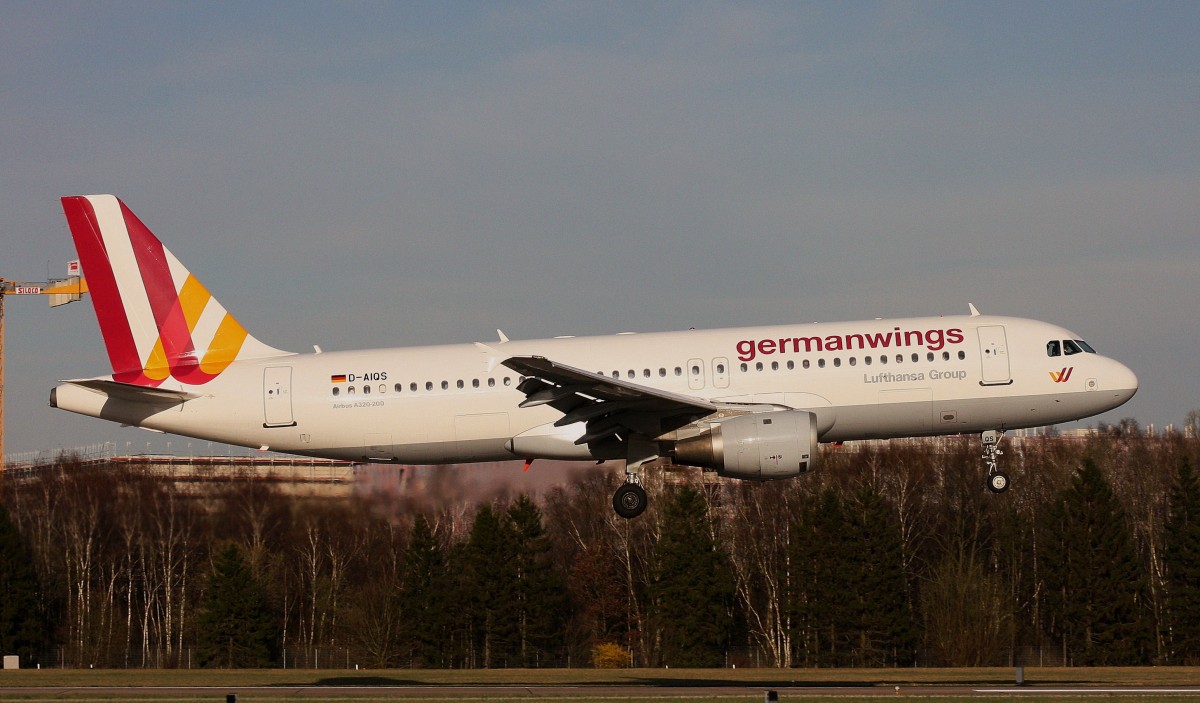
left=331, top=374, right=347, bottom=383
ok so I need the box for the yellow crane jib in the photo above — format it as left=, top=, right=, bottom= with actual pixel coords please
left=0, top=270, right=89, bottom=475
left=0, top=275, right=89, bottom=306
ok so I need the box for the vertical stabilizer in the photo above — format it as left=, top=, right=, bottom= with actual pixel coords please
left=61, top=195, right=290, bottom=386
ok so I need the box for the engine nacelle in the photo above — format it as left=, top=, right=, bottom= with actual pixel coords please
left=673, top=410, right=820, bottom=480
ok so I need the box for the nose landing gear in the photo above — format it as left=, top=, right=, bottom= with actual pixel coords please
left=983, top=429, right=1010, bottom=493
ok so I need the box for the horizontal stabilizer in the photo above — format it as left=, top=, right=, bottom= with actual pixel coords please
left=56, top=378, right=202, bottom=405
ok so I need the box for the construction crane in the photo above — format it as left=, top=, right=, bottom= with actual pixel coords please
left=0, top=270, right=88, bottom=474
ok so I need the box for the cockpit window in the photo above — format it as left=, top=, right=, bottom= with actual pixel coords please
left=1076, top=339, right=1096, bottom=353
left=1063, top=339, right=1083, bottom=355
left=1047, top=340, right=1061, bottom=357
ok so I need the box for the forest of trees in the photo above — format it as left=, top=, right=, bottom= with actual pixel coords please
left=1, top=422, right=1199, bottom=669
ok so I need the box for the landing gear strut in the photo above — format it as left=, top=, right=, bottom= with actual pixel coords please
left=983, top=429, right=1010, bottom=494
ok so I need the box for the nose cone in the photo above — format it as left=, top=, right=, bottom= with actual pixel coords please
left=1107, top=358, right=1139, bottom=408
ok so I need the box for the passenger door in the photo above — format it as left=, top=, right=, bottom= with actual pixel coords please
left=263, top=366, right=296, bottom=427
left=977, top=326, right=1012, bottom=385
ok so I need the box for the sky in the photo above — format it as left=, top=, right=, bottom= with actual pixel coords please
left=1, top=2, right=1197, bottom=458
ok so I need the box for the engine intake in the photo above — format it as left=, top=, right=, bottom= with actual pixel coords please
left=673, top=410, right=820, bottom=479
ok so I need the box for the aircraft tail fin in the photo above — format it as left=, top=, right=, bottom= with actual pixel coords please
left=60, top=194, right=290, bottom=387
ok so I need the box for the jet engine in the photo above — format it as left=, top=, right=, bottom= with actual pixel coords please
left=673, top=410, right=820, bottom=479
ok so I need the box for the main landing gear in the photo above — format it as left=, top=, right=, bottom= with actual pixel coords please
left=613, top=479, right=648, bottom=519
left=983, top=429, right=1010, bottom=494
left=613, top=444, right=655, bottom=519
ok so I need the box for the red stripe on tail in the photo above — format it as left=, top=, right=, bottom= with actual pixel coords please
left=60, top=197, right=157, bottom=385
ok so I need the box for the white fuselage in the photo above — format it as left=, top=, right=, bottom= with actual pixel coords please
left=52, top=314, right=1138, bottom=463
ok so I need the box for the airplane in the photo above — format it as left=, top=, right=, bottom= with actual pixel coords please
left=50, top=194, right=1138, bottom=518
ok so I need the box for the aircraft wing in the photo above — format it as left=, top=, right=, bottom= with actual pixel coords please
left=502, top=355, right=718, bottom=451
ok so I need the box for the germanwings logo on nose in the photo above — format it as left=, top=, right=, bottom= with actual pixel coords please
left=1049, top=367, right=1074, bottom=383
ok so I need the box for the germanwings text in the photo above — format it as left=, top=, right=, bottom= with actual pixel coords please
left=736, top=327, right=965, bottom=363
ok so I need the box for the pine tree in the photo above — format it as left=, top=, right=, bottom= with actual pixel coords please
left=845, top=485, right=916, bottom=666
left=195, top=544, right=279, bottom=667
left=792, top=487, right=854, bottom=665
left=651, top=485, right=734, bottom=667
left=1165, top=458, right=1200, bottom=662
left=790, top=485, right=915, bottom=666
left=399, top=514, right=448, bottom=666
left=0, top=503, right=46, bottom=665
left=1041, top=459, right=1151, bottom=664
left=508, top=495, right=568, bottom=666
left=463, top=503, right=520, bottom=667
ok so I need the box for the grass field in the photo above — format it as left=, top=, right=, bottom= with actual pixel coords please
left=2, top=667, right=1200, bottom=701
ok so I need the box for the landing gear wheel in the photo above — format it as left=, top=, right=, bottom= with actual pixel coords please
left=613, top=483, right=648, bottom=519
left=988, top=471, right=1010, bottom=494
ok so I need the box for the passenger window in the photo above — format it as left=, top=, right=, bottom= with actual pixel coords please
left=803, top=359, right=810, bottom=369
left=942, top=352, right=950, bottom=361
left=394, top=383, right=403, bottom=393
left=740, top=363, right=748, bottom=372
left=504, top=377, right=512, bottom=386
left=958, top=351, right=965, bottom=360
left=379, top=384, right=386, bottom=394
left=818, top=359, right=826, bottom=368
left=692, top=365, right=701, bottom=375
left=833, top=358, right=841, bottom=368
left=786, top=361, right=794, bottom=370
left=771, top=361, right=779, bottom=371
left=332, top=387, right=340, bottom=397
left=348, top=386, right=356, bottom=395
left=627, top=370, right=635, bottom=379
left=675, top=367, right=683, bottom=376
left=896, top=354, right=903, bottom=364
left=659, top=368, right=667, bottom=377
left=879, top=355, right=887, bottom=365
left=643, top=369, right=651, bottom=378
left=911, top=353, right=919, bottom=363
left=363, top=385, right=371, bottom=395
left=717, top=363, right=726, bottom=374
left=926, top=352, right=935, bottom=362
left=1047, top=340, right=1061, bottom=357
left=457, top=380, right=464, bottom=389
left=755, top=362, right=763, bottom=372
left=488, top=378, right=495, bottom=387
left=410, top=382, right=418, bottom=392
left=849, top=357, right=856, bottom=366
left=1063, top=340, right=1083, bottom=356
left=441, top=381, right=449, bottom=390
left=865, top=356, right=872, bottom=366
left=425, top=381, right=433, bottom=391
left=472, top=379, right=480, bottom=388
